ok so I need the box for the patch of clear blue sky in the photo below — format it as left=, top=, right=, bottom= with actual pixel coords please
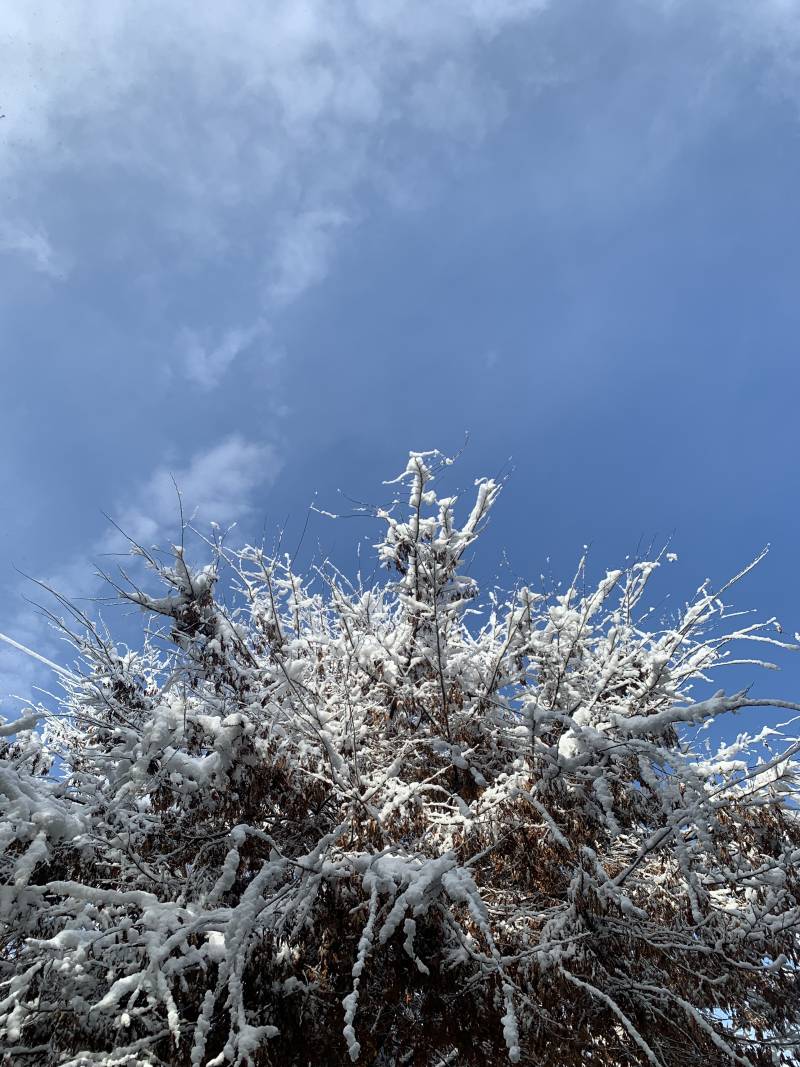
left=1, top=0, right=798, bottom=741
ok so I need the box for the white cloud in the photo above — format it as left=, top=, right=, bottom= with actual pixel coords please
left=0, top=222, right=69, bottom=279
left=0, top=0, right=549, bottom=385
left=180, top=321, right=272, bottom=391
left=2, top=0, right=798, bottom=325
left=0, top=434, right=282, bottom=704
left=268, top=209, right=351, bottom=306
left=0, top=1, right=546, bottom=194
left=114, top=434, right=282, bottom=546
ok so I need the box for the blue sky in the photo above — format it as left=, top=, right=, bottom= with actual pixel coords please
left=1, top=0, right=799, bottom=736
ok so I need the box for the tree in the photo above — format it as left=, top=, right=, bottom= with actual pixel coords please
left=1, top=449, right=800, bottom=1067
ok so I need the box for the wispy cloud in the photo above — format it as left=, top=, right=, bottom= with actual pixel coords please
left=0, top=434, right=281, bottom=707
left=0, top=223, right=70, bottom=279
left=268, top=209, right=351, bottom=306
left=179, top=321, right=273, bottom=391
left=0, top=0, right=549, bottom=389
left=3, top=1, right=800, bottom=385
left=114, top=434, right=281, bottom=546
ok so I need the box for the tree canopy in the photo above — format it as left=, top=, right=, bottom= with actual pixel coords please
left=2, top=450, right=799, bottom=1066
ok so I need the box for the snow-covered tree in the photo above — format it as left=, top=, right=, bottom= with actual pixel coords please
left=2, top=450, right=800, bottom=1066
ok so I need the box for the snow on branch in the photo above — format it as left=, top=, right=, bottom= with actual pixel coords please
left=1, top=450, right=799, bottom=1066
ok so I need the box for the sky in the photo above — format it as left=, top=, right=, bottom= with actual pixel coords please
left=1, top=0, right=800, bottom=739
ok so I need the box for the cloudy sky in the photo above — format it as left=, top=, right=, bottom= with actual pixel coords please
left=2, top=0, right=800, bottom=732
